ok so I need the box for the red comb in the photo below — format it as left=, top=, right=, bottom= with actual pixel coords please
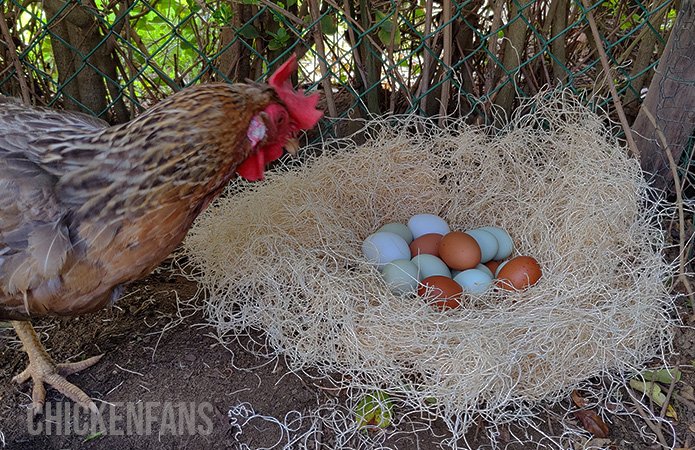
left=268, top=54, right=323, bottom=130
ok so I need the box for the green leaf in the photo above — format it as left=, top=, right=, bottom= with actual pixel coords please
left=355, top=391, right=393, bottom=429
left=641, top=368, right=681, bottom=384
left=237, top=24, right=260, bottom=39
left=629, top=379, right=678, bottom=419
left=320, top=14, right=338, bottom=35
left=83, top=431, right=104, bottom=443
left=149, top=14, right=166, bottom=24
left=268, top=39, right=283, bottom=51
left=378, top=25, right=401, bottom=46
left=380, top=20, right=393, bottom=33
left=185, top=0, right=200, bottom=14
left=212, top=4, right=233, bottom=25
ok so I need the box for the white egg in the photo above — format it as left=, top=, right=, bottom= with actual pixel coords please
left=377, top=222, right=414, bottom=244
left=362, top=232, right=411, bottom=270
left=478, top=226, right=513, bottom=260
left=453, top=269, right=493, bottom=294
left=382, top=259, right=420, bottom=294
left=407, top=214, right=451, bottom=239
left=411, top=254, right=451, bottom=279
left=465, top=229, right=499, bottom=263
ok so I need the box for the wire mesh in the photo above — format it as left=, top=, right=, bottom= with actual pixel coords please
left=0, top=0, right=692, bottom=193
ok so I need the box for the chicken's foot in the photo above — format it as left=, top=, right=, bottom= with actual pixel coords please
left=11, top=320, right=102, bottom=415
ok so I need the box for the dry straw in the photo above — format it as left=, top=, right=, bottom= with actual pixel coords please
left=182, top=91, right=674, bottom=439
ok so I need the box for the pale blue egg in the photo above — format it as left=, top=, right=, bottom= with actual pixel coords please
left=411, top=254, right=451, bottom=279
left=475, top=263, right=494, bottom=278
left=478, top=226, right=513, bottom=260
left=362, top=232, right=411, bottom=270
left=382, top=259, right=420, bottom=294
left=407, top=214, right=450, bottom=239
left=377, top=222, right=414, bottom=244
left=465, top=229, right=499, bottom=263
left=453, top=269, right=493, bottom=294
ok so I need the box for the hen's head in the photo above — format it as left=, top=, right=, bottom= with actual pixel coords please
left=236, top=55, right=323, bottom=180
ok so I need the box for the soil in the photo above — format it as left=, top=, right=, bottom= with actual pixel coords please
left=1, top=258, right=695, bottom=449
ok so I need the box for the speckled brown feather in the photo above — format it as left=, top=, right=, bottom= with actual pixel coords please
left=0, top=83, right=282, bottom=319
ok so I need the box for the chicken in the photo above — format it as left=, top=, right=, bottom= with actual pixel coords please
left=0, top=55, right=322, bottom=415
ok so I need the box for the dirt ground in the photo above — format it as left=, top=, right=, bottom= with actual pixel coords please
left=1, top=257, right=695, bottom=449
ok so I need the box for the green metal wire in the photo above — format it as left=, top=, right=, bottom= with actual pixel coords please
left=0, top=0, right=677, bottom=129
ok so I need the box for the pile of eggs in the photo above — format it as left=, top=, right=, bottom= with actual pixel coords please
left=362, top=214, right=542, bottom=310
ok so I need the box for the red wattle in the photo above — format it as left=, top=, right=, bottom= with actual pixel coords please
left=236, top=152, right=265, bottom=181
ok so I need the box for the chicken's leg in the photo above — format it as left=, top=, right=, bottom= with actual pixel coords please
left=11, top=320, right=102, bottom=415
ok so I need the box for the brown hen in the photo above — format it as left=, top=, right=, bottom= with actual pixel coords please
left=0, top=56, right=322, bottom=414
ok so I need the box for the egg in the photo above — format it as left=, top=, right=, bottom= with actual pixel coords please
left=409, top=233, right=443, bottom=258
left=362, top=232, right=411, bottom=270
left=465, top=229, right=499, bottom=263
left=382, top=259, right=420, bottom=294
left=475, top=263, right=494, bottom=278
left=494, top=260, right=509, bottom=277
left=478, top=226, right=513, bottom=260
left=438, top=232, right=481, bottom=271
left=484, top=259, right=502, bottom=275
left=377, top=222, right=413, bottom=244
left=453, top=268, right=493, bottom=294
left=496, top=256, right=542, bottom=291
left=407, top=214, right=451, bottom=239
left=411, top=254, right=451, bottom=279
left=418, top=276, right=463, bottom=310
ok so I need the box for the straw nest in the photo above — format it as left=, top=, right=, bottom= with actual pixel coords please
left=182, top=92, right=673, bottom=433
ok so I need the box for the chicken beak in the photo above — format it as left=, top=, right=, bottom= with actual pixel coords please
left=284, top=137, right=300, bottom=157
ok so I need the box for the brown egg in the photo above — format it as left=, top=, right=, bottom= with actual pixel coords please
left=438, top=232, right=482, bottom=271
left=483, top=259, right=501, bottom=274
left=410, top=233, right=443, bottom=258
left=496, top=256, right=542, bottom=291
left=418, top=275, right=464, bottom=310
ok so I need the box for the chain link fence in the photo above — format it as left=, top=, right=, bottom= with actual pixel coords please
left=1, top=0, right=694, bottom=193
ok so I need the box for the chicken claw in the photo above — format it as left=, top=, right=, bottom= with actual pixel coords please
left=12, top=321, right=102, bottom=416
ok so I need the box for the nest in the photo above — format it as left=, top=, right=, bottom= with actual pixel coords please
left=182, top=92, right=674, bottom=437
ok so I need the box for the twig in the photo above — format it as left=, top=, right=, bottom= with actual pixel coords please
left=255, top=0, right=308, bottom=29
left=654, top=363, right=679, bottom=438
left=115, top=363, right=144, bottom=377
left=419, top=0, right=434, bottom=113
left=640, top=105, right=695, bottom=317
left=581, top=0, right=640, bottom=159
left=126, top=26, right=183, bottom=93
left=339, top=0, right=367, bottom=95
left=308, top=0, right=337, bottom=118
left=675, top=392, right=695, bottom=410
left=438, top=0, right=452, bottom=125
left=484, top=0, right=505, bottom=98
left=0, top=8, right=31, bottom=103
left=388, top=2, right=399, bottom=114
left=627, top=388, right=671, bottom=448
left=327, top=0, right=412, bottom=112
